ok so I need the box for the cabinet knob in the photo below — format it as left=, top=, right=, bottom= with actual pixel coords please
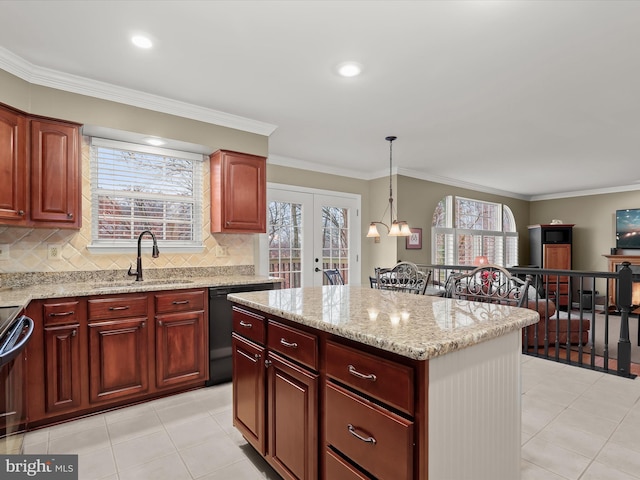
left=18, top=210, right=25, bottom=216
left=141, top=321, right=146, bottom=328
left=158, top=320, right=163, bottom=327
left=67, top=212, right=73, bottom=218
left=71, top=329, right=77, bottom=337
left=264, top=359, right=272, bottom=368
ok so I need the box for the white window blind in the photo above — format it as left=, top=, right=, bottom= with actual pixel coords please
left=89, top=138, right=203, bottom=252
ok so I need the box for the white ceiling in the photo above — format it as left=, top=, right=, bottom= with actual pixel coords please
left=1, top=0, right=639, bottom=200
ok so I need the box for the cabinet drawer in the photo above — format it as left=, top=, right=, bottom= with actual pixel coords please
left=155, top=289, right=205, bottom=314
left=267, top=320, right=318, bottom=370
left=232, top=307, right=265, bottom=345
left=43, top=301, right=80, bottom=326
left=546, top=283, right=569, bottom=294
left=326, top=448, right=372, bottom=480
left=326, top=341, right=414, bottom=415
left=325, top=383, right=413, bottom=480
left=87, top=295, right=148, bottom=321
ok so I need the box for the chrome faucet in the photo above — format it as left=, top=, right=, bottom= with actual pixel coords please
left=127, top=230, right=160, bottom=281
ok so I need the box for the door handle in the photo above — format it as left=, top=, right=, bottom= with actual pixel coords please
left=315, top=267, right=321, bottom=272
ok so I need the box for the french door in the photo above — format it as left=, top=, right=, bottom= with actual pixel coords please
left=259, top=184, right=361, bottom=288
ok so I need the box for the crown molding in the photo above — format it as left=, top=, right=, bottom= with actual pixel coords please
left=530, top=183, right=640, bottom=201
left=268, top=154, right=380, bottom=180
left=0, top=47, right=277, bottom=137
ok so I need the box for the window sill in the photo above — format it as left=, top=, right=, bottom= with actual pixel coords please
left=87, top=243, right=205, bottom=254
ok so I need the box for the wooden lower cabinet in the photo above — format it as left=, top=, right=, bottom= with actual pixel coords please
left=88, top=317, right=149, bottom=403
left=44, top=323, right=81, bottom=413
left=267, top=351, right=318, bottom=480
left=232, top=333, right=266, bottom=454
left=231, top=305, right=421, bottom=480
left=156, top=310, right=206, bottom=388
left=232, top=308, right=319, bottom=480
left=26, top=288, right=208, bottom=428
left=325, top=383, right=413, bottom=480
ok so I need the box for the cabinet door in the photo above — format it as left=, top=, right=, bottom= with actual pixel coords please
left=155, top=310, right=207, bottom=389
left=44, top=324, right=81, bottom=413
left=232, top=333, right=266, bottom=455
left=210, top=150, right=266, bottom=233
left=543, top=243, right=571, bottom=271
left=267, top=351, right=318, bottom=480
left=0, top=106, right=27, bottom=224
left=29, top=119, right=80, bottom=227
left=88, top=317, right=149, bottom=403
left=544, top=243, right=571, bottom=307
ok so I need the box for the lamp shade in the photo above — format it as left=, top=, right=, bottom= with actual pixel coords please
left=388, top=221, right=403, bottom=236
left=474, top=255, right=489, bottom=266
left=367, top=223, right=381, bottom=238
left=399, top=223, right=412, bottom=236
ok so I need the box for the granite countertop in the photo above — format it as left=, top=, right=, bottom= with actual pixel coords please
left=228, top=285, right=540, bottom=361
left=0, top=274, right=281, bottom=309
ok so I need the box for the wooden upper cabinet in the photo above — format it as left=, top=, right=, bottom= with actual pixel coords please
left=210, top=150, right=266, bottom=233
left=30, top=118, right=81, bottom=228
left=0, top=105, right=27, bottom=224
left=0, top=103, right=81, bottom=229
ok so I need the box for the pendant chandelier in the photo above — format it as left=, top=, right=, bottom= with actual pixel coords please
left=366, top=136, right=412, bottom=238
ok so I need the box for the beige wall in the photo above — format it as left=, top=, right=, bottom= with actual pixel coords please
left=530, top=190, right=640, bottom=272
left=4, top=69, right=639, bottom=282
left=0, top=70, right=268, bottom=274
left=396, top=175, right=532, bottom=267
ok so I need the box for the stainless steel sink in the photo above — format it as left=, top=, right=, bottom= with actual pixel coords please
left=90, top=279, right=194, bottom=290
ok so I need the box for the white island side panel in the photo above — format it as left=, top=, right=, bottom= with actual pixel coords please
left=428, top=330, right=522, bottom=480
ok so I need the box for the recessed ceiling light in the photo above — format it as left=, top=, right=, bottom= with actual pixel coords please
left=337, top=62, right=363, bottom=78
left=144, top=137, right=165, bottom=146
left=132, top=35, right=153, bottom=49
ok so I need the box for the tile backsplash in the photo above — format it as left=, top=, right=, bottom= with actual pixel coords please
left=0, top=137, right=255, bottom=273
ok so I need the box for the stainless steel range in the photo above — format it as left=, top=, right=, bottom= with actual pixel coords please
left=1, top=306, right=34, bottom=454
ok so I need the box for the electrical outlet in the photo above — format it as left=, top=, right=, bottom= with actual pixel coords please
left=48, top=244, right=63, bottom=261
left=215, top=245, right=229, bottom=257
left=0, top=244, right=9, bottom=260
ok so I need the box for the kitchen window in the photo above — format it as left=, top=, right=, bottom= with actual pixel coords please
left=432, top=195, right=518, bottom=268
left=88, top=138, right=204, bottom=253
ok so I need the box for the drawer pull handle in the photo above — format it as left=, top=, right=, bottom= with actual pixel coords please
left=347, top=424, right=376, bottom=445
left=49, top=311, right=74, bottom=317
left=280, top=338, right=298, bottom=348
left=348, top=365, right=377, bottom=382
left=172, top=300, right=190, bottom=305
left=239, top=320, right=253, bottom=328
left=109, top=306, right=130, bottom=311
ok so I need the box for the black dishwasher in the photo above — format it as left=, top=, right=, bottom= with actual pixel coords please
left=207, top=282, right=276, bottom=386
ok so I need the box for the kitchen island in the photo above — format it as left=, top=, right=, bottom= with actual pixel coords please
left=228, top=285, right=539, bottom=480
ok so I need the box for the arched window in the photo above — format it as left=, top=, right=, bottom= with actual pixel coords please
left=432, top=195, right=518, bottom=267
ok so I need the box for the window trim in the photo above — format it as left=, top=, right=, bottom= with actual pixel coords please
left=432, top=195, right=518, bottom=267
left=87, top=137, right=205, bottom=254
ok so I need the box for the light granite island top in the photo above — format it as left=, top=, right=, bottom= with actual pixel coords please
left=227, top=284, right=539, bottom=360
left=228, top=285, right=539, bottom=480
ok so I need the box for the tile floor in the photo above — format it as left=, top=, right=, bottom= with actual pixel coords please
left=21, top=356, right=640, bottom=480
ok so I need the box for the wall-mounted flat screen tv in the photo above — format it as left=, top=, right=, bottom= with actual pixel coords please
left=616, top=209, right=640, bottom=249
